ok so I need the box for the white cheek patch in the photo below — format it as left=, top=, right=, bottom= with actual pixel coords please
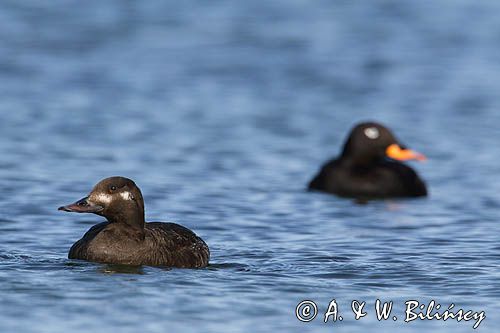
left=94, top=193, right=113, bottom=204
left=119, top=191, right=134, bottom=201
left=364, top=127, right=380, bottom=139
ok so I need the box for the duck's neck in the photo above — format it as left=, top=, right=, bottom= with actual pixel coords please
left=106, top=208, right=145, bottom=230
left=341, top=140, right=380, bottom=167
left=341, top=152, right=382, bottom=168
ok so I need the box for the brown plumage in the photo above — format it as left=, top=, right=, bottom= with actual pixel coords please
left=59, top=177, right=209, bottom=268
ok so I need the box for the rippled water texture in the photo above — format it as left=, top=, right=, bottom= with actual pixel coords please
left=0, top=1, right=499, bottom=332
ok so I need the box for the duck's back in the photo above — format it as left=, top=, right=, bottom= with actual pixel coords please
left=69, top=222, right=209, bottom=268
left=143, top=222, right=210, bottom=268
left=309, top=159, right=427, bottom=198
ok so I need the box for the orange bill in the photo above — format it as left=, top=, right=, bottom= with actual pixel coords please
left=386, top=144, right=426, bottom=161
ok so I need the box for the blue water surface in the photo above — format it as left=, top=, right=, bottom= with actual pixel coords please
left=0, top=1, right=499, bottom=332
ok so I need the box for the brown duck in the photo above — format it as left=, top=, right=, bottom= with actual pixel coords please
left=59, top=176, right=209, bottom=268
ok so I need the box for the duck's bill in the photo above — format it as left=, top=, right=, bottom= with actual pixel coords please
left=386, top=144, right=427, bottom=162
left=58, top=196, right=104, bottom=213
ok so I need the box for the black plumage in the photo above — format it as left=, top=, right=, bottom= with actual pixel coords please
left=309, top=122, right=427, bottom=199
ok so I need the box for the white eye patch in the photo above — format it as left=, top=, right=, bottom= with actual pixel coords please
left=364, top=127, right=380, bottom=139
left=119, top=191, right=134, bottom=201
left=93, top=193, right=113, bottom=204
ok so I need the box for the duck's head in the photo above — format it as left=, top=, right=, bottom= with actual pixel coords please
left=341, top=122, right=426, bottom=164
left=58, top=176, right=145, bottom=225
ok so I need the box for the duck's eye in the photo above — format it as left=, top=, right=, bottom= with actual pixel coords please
left=109, top=185, right=117, bottom=192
